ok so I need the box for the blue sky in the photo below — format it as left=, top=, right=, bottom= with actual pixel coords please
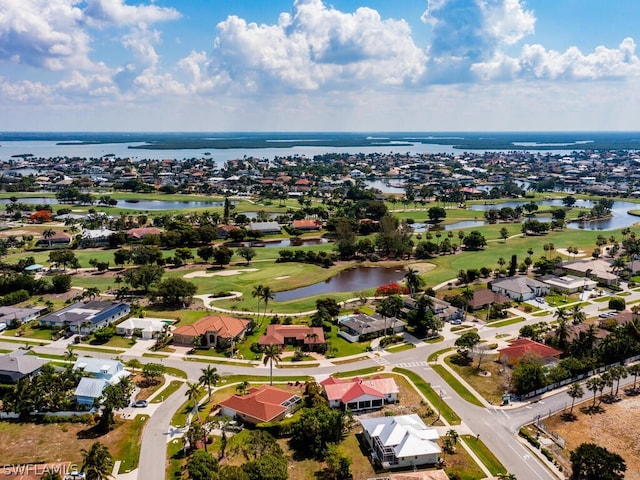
left=2, top=0, right=640, bottom=131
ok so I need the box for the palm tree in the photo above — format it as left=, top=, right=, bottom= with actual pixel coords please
left=185, top=382, right=201, bottom=416
left=261, top=286, right=275, bottom=320
left=446, top=429, right=459, bottom=449
left=236, top=380, right=249, bottom=395
left=570, top=304, right=586, bottom=325
left=251, top=284, right=264, bottom=318
left=566, top=383, right=584, bottom=415
left=81, top=442, right=114, bottom=480
left=610, top=365, right=627, bottom=396
left=199, top=365, right=220, bottom=401
left=262, top=344, right=282, bottom=386
left=404, top=267, right=424, bottom=297
left=627, top=363, right=640, bottom=392
left=42, top=228, right=55, bottom=247
left=585, top=376, right=602, bottom=407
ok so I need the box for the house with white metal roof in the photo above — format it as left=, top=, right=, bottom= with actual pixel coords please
left=360, top=414, right=440, bottom=469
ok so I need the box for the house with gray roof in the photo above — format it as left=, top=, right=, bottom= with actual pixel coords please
left=39, top=301, right=130, bottom=333
left=490, top=276, right=549, bottom=301
left=0, top=306, right=45, bottom=327
left=360, top=414, right=440, bottom=469
left=0, top=351, right=47, bottom=384
left=247, top=221, right=281, bottom=234
left=73, top=357, right=129, bottom=406
left=338, top=313, right=406, bottom=342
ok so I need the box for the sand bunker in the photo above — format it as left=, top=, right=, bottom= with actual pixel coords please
left=556, top=248, right=587, bottom=258
left=275, top=276, right=291, bottom=280
left=184, top=268, right=258, bottom=278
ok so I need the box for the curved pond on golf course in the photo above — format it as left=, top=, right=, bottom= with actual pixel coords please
left=273, top=266, right=406, bottom=302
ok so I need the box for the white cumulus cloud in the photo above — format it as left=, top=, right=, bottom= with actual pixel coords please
left=83, top=0, right=181, bottom=28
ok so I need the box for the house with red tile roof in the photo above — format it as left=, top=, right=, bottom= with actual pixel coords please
left=173, top=315, right=252, bottom=348
left=218, top=385, right=301, bottom=424
left=498, top=338, right=562, bottom=366
left=258, top=324, right=325, bottom=351
left=292, top=219, right=322, bottom=231
left=321, top=376, right=398, bottom=411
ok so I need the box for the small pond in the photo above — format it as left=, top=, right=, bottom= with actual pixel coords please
left=273, top=266, right=406, bottom=302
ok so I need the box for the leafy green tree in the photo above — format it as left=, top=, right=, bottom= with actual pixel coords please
left=427, top=206, right=446, bottom=223
left=243, top=453, right=288, bottom=480
left=511, top=355, right=546, bottom=395
left=187, top=450, right=219, bottom=480
left=142, top=363, right=165, bottom=385
left=97, top=377, right=134, bottom=432
left=212, top=246, right=234, bottom=267
left=291, top=405, right=347, bottom=458
left=455, top=331, right=480, bottom=358
left=51, top=274, right=72, bottom=293
left=570, top=443, right=626, bottom=480
left=155, top=278, right=197, bottom=307
left=237, top=246, right=257, bottom=265
left=462, top=231, right=487, bottom=250
left=197, top=245, right=215, bottom=264
left=123, top=264, right=164, bottom=292
left=324, top=443, right=353, bottom=480
left=219, top=465, right=250, bottom=480
left=81, top=442, right=114, bottom=480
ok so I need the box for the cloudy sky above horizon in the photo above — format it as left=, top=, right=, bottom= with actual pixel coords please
left=2, top=0, right=640, bottom=131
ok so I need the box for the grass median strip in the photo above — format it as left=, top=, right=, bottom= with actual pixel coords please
left=462, top=435, right=507, bottom=476
left=431, top=364, right=485, bottom=408
left=486, top=317, right=524, bottom=328
left=151, top=380, right=183, bottom=403
left=334, top=366, right=384, bottom=378
left=393, top=367, right=460, bottom=425
left=117, top=414, right=148, bottom=474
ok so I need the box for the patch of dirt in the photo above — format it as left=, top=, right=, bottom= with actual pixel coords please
left=544, top=393, right=640, bottom=479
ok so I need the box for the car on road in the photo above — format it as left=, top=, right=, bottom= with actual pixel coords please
left=450, top=319, right=462, bottom=325
left=132, top=400, right=148, bottom=408
left=535, top=297, right=545, bottom=303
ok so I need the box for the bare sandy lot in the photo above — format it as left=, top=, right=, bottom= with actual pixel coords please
left=544, top=393, right=640, bottom=479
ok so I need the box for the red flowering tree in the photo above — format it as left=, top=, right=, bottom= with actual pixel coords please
left=30, top=210, right=52, bottom=223
left=375, top=282, right=408, bottom=297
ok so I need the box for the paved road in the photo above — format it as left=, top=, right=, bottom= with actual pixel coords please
left=136, top=382, right=188, bottom=480
left=12, top=279, right=640, bottom=480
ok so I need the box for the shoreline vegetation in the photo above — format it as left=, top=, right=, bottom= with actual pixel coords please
left=4, top=131, right=640, bottom=151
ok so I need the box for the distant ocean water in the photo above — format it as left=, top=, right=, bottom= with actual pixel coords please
left=0, top=132, right=638, bottom=165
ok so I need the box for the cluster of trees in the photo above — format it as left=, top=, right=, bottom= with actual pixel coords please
left=0, top=273, right=71, bottom=306
left=276, top=249, right=336, bottom=268
left=0, top=364, right=83, bottom=419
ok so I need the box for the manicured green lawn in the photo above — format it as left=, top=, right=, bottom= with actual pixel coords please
left=431, top=364, right=485, bottom=407
left=117, top=414, right=148, bottom=473
left=151, top=380, right=183, bottom=403
left=461, top=435, right=507, bottom=476
left=486, top=317, right=524, bottom=328
left=392, top=367, right=461, bottom=425
left=333, top=366, right=385, bottom=378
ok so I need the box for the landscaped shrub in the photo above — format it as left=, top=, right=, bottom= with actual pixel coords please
left=608, top=297, right=626, bottom=311
left=519, top=428, right=540, bottom=449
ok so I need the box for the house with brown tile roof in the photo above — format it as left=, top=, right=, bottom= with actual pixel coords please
left=173, top=315, right=252, bottom=348
left=321, top=376, right=399, bottom=411
left=126, top=226, right=162, bottom=240
left=218, top=385, right=301, bottom=424
left=292, top=219, right=322, bottom=231
left=258, top=324, right=325, bottom=350
left=469, top=289, right=511, bottom=311
left=498, top=338, right=562, bottom=366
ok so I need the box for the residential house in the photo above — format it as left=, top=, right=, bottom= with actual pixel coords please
left=468, top=290, right=511, bottom=311
left=0, top=351, right=47, bottom=384
left=218, top=385, right=301, bottom=424
left=490, top=277, right=549, bottom=301
left=35, top=231, right=72, bottom=247
left=0, top=306, right=45, bottom=327
left=338, top=313, right=406, bottom=342
left=172, top=315, right=252, bottom=348
left=115, top=317, right=172, bottom=340
left=39, top=301, right=131, bottom=333
left=80, top=227, right=114, bottom=247
left=258, top=324, right=325, bottom=351
left=125, top=227, right=162, bottom=240
left=215, top=224, right=240, bottom=239
left=403, top=296, right=463, bottom=322
left=540, top=274, right=597, bottom=293
left=321, top=376, right=398, bottom=411
left=497, top=338, right=562, bottom=367
left=562, top=259, right=618, bottom=285
left=73, top=357, right=130, bottom=406
left=360, top=414, right=440, bottom=469
left=292, top=219, right=322, bottom=231
left=247, top=222, right=281, bottom=235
